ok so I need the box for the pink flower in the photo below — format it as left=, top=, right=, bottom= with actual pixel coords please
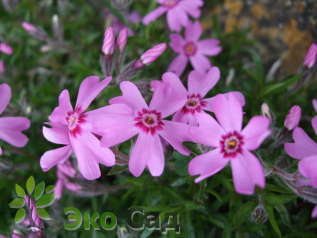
left=168, top=21, right=221, bottom=76
left=97, top=73, right=192, bottom=177
left=154, top=67, right=244, bottom=126
left=40, top=76, right=115, bottom=180
left=0, top=84, right=30, bottom=155
left=117, top=27, right=128, bottom=52
left=133, top=43, right=167, bottom=68
left=284, top=117, right=317, bottom=188
left=313, top=99, right=317, bottom=112
left=284, top=105, right=301, bottom=130
left=21, top=21, right=37, bottom=33
left=0, top=42, right=13, bottom=55
left=188, top=93, right=271, bottom=195
left=304, top=43, right=317, bottom=68
left=143, top=0, right=203, bottom=32
left=102, top=27, right=115, bottom=56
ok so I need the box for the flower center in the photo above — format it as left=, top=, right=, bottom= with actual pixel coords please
left=182, top=94, right=206, bottom=114
left=135, top=108, right=164, bottom=135
left=163, top=0, right=178, bottom=8
left=66, top=107, right=86, bottom=137
left=220, top=131, right=244, bottom=158
left=183, top=42, right=197, bottom=57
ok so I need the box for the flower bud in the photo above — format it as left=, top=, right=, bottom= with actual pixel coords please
left=102, top=27, right=115, bottom=56
left=261, top=103, right=272, bottom=120
left=312, top=206, right=317, bottom=218
left=284, top=105, right=301, bottom=130
left=117, top=27, right=128, bottom=52
left=304, top=43, right=317, bottom=68
left=21, top=21, right=37, bottom=33
left=140, top=43, right=166, bottom=66
left=251, top=204, right=268, bottom=224
left=0, top=61, right=4, bottom=74
left=312, top=99, right=317, bottom=112
left=0, top=43, right=13, bottom=55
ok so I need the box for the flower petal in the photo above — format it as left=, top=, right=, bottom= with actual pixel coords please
left=188, top=67, right=220, bottom=96
left=190, top=53, right=211, bottom=73
left=150, top=72, right=187, bottom=117
left=0, top=83, right=11, bottom=114
left=76, top=76, right=112, bottom=111
left=189, top=112, right=224, bottom=147
left=129, top=133, right=151, bottom=177
left=197, top=39, right=222, bottom=56
left=188, top=149, right=228, bottom=183
left=110, top=81, right=147, bottom=111
left=242, top=150, right=265, bottom=189
left=43, top=126, right=69, bottom=145
left=284, top=127, right=317, bottom=160
left=167, top=8, right=182, bottom=32
left=147, top=135, right=165, bottom=176
left=143, top=7, right=167, bottom=25
left=159, top=120, right=191, bottom=155
left=208, top=93, right=243, bottom=131
left=185, top=21, right=202, bottom=41
left=230, top=154, right=255, bottom=195
left=312, top=116, right=317, bottom=135
left=205, top=91, right=245, bottom=111
left=170, top=33, right=185, bottom=53
left=167, top=54, right=188, bottom=76
left=242, top=116, right=271, bottom=150
left=49, top=90, right=73, bottom=125
left=40, top=145, right=72, bottom=172
left=298, top=156, right=317, bottom=187
left=0, top=117, right=30, bottom=147
left=180, top=0, right=203, bottom=18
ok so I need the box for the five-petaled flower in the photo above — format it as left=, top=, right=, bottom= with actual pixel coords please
left=0, top=84, right=30, bottom=155
left=143, top=0, right=203, bottom=32
left=168, top=21, right=221, bottom=76
left=40, top=76, right=115, bottom=180
left=188, top=93, right=271, bottom=195
left=95, top=72, right=192, bottom=177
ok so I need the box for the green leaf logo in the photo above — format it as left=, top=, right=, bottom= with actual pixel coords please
left=9, top=176, right=55, bottom=223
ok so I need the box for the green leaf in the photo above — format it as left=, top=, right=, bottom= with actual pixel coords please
left=9, top=198, right=25, bottom=208
left=107, top=165, right=127, bottom=175
left=45, top=185, right=55, bottom=193
left=233, top=201, right=256, bottom=227
left=36, top=193, right=55, bottom=208
left=15, top=184, right=26, bottom=197
left=267, top=206, right=282, bottom=238
left=34, top=181, right=45, bottom=201
left=26, top=176, right=35, bottom=195
left=37, top=208, right=50, bottom=220
left=15, top=208, right=26, bottom=223
left=261, top=74, right=301, bottom=97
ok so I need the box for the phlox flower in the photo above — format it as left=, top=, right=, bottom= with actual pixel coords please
left=143, top=0, right=203, bottom=32
left=152, top=67, right=244, bottom=126
left=168, top=21, right=221, bottom=76
left=188, top=93, right=271, bottom=195
left=40, top=76, right=115, bottom=180
left=0, top=84, right=30, bottom=155
left=284, top=117, right=317, bottom=188
left=95, top=73, right=192, bottom=177
left=284, top=105, right=301, bottom=131
left=304, top=43, right=317, bottom=68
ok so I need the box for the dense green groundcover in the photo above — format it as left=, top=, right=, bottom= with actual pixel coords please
left=1, top=0, right=317, bottom=237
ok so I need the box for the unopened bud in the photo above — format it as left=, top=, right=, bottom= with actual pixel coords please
left=251, top=204, right=268, bottom=224
left=102, top=27, right=115, bottom=55
left=284, top=105, right=301, bottom=130
left=21, top=21, right=37, bottom=33
left=140, top=43, right=166, bottom=65
left=117, top=27, right=128, bottom=52
left=304, top=43, right=317, bottom=68
left=313, top=99, right=317, bottom=112
left=261, top=103, right=272, bottom=120
left=0, top=42, right=13, bottom=55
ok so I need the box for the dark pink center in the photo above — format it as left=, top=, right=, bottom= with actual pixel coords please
left=66, top=107, right=86, bottom=137
left=220, top=131, right=244, bottom=158
left=183, top=42, right=197, bottom=57
left=135, top=108, right=164, bottom=135
left=182, top=94, right=206, bottom=114
left=163, top=0, right=178, bottom=8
